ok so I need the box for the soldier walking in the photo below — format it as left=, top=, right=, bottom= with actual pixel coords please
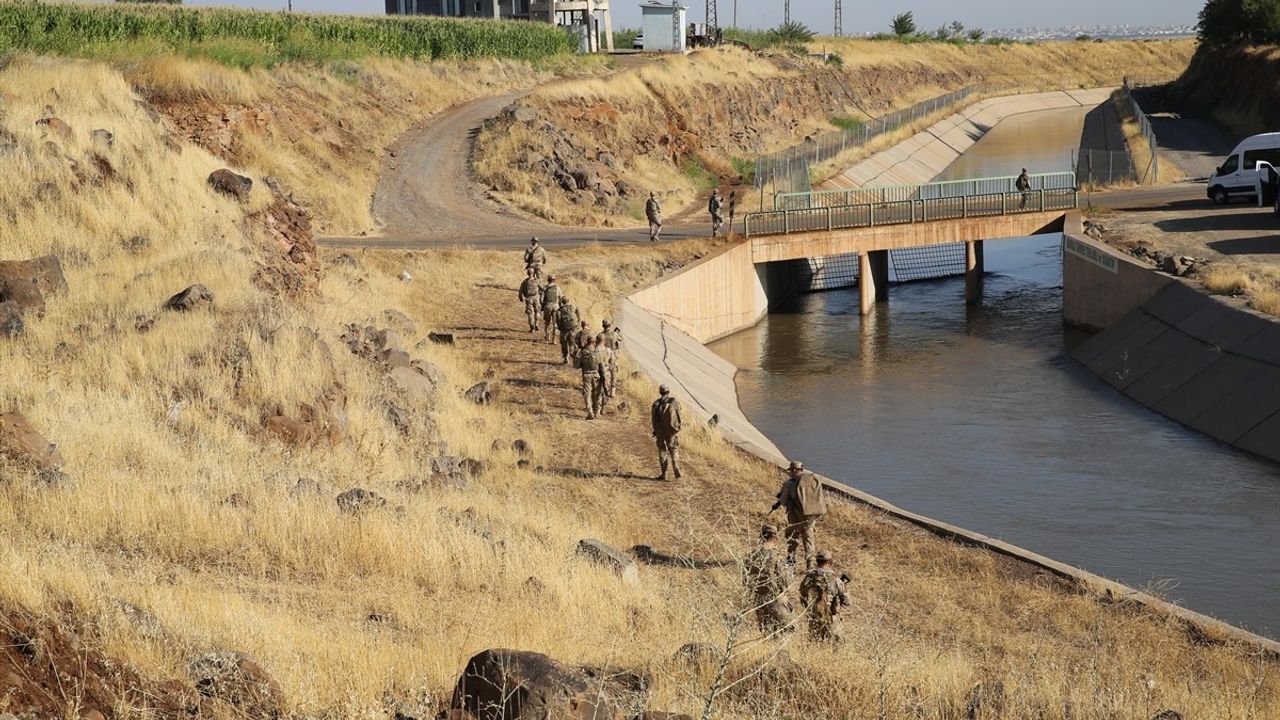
left=650, top=385, right=682, bottom=480
left=573, top=320, right=594, bottom=363
left=591, top=335, right=613, bottom=414
left=708, top=188, right=725, bottom=238
left=742, top=524, right=796, bottom=635
left=598, top=320, right=621, bottom=398
left=517, top=268, right=542, bottom=333
left=1016, top=167, right=1032, bottom=209
left=578, top=337, right=606, bottom=419
left=556, top=296, right=580, bottom=364
left=646, top=192, right=663, bottom=243
left=770, top=460, right=827, bottom=569
left=524, top=237, right=548, bottom=279
left=799, top=550, right=850, bottom=642
left=541, top=275, right=562, bottom=343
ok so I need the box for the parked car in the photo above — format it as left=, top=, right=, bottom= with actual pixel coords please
left=632, top=31, right=644, bottom=49
left=1207, top=132, right=1280, bottom=205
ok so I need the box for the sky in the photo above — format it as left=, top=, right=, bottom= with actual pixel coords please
left=189, top=0, right=1206, bottom=34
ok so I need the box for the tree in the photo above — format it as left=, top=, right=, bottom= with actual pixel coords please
left=967, top=28, right=985, bottom=42
left=1199, top=0, right=1280, bottom=44
left=949, top=20, right=965, bottom=36
left=890, top=11, right=916, bottom=36
left=769, top=20, right=815, bottom=45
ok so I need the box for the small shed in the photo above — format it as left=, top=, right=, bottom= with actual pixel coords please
left=640, top=2, right=687, bottom=53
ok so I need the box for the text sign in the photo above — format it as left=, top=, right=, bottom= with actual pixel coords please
left=1064, top=235, right=1119, bottom=274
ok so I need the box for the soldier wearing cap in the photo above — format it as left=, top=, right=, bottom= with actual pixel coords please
left=524, top=237, right=548, bottom=279
left=799, top=549, right=850, bottom=642
left=541, top=275, right=562, bottom=343
left=592, top=335, right=614, bottom=414
left=517, top=268, right=542, bottom=333
left=597, top=320, right=621, bottom=398
left=555, top=296, right=581, bottom=364
left=578, top=334, right=606, bottom=419
left=770, top=460, right=825, bottom=569
left=573, top=320, right=594, bottom=363
left=650, top=384, right=682, bottom=479
left=742, top=523, right=795, bottom=635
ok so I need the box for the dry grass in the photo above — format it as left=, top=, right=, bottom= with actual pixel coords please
left=1202, top=263, right=1280, bottom=317
left=1111, top=89, right=1187, bottom=185
left=3, top=52, right=1279, bottom=720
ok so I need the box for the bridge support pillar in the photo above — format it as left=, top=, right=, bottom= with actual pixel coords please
left=965, top=240, right=985, bottom=305
left=859, top=250, right=889, bottom=315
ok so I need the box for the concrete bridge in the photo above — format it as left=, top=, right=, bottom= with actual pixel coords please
left=742, top=173, right=1078, bottom=315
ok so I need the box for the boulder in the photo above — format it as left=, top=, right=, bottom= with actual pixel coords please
left=0, top=277, right=43, bottom=314
left=163, top=284, right=213, bottom=312
left=207, top=169, right=253, bottom=201
left=187, top=651, right=282, bottom=717
left=90, top=129, right=114, bottom=148
left=513, top=106, right=539, bottom=123
left=576, top=539, right=640, bottom=586
left=451, top=649, right=623, bottom=720
left=1150, top=712, right=1183, bottom=720
left=0, top=301, right=23, bottom=337
left=1160, top=255, right=1185, bottom=277
left=34, top=117, right=72, bottom=140
left=390, top=365, right=437, bottom=403
left=336, top=488, right=387, bottom=514
left=463, top=382, right=493, bottom=405
left=382, top=308, right=415, bottom=332
left=0, top=413, right=64, bottom=472
left=0, top=255, right=67, bottom=297
left=512, top=439, right=532, bottom=457
left=385, top=402, right=411, bottom=434
left=428, top=331, right=455, bottom=345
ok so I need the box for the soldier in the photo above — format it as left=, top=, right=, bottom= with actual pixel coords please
left=708, top=188, right=725, bottom=238
left=541, top=275, right=562, bottom=343
left=524, top=237, right=548, bottom=279
left=769, top=460, right=827, bottom=569
left=593, top=335, right=614, bottom=414
left=556, top=297, right=581, bottom=365
left=742, top=524, right=795, bottom=635
left=598, top=320, right=622, bottom=398
left=517, top=268, right=542, bottom=333
left=645, top=191, right=663, bottom=243
left=798, top=550, right=850, bottom=642
left=1016, top=167, right=1032, bottom=209
left=650, top=385, right=682, bottom=480
left=578, top=336, right=606, bottom=419
left=573, top=320, right=594, bottom=362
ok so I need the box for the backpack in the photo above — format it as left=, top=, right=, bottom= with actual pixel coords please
left=557, top=305, right=576, bottom=331
left=794, top=473, right=827, bottom=518
left=654, top=397, right=680, bottom=435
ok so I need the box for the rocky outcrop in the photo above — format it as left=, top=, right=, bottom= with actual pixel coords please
left=35, top=117, right=72, bottom=141
left=187, top=651, right=282, bottom=718
left=576, top=539, right=640, bottom=586
left=207, top=168, right=253, bottom=200
left=0, top=256, right=68, bottom=327
left=0, top=413, right=64, bottom=472
left=335, top=487, right=388, bottom=514
left=163, top=284, right=214, bottom=312
left=251, top=189, right=320, bottom=297
left=264, top=386, right=347, bottom=446
left=451, top=649, right=623, bottom=720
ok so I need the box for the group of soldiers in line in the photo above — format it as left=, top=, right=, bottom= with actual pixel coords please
left=644, top=188, right=738, bottom=242
left=516, top=238, right=623, bottom=421
left=743, top=461, right=850, bottom=642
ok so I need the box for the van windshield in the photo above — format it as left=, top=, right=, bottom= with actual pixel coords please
left=1221, top=155, right=1239, bottom=174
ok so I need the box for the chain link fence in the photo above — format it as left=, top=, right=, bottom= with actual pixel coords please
left=1120, top=78, right=1159, bottom=184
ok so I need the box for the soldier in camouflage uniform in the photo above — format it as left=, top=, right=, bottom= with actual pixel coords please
left=742, top=524, right=795, bottom=635
left=524, top=237, right=548, bottom=280
left=645, top=192, right=663, bottom=242
left=650, top=385, right=682, bottom=480
left=798, top=549, right=851, bottom=642
left=517, top=268, right=542, bottom=333
left=592, top=335, right=615, bottom=414
left=556, top=297, right=581, bottom=365
left=708, top=188, right=725, bottom=238
left=573, top=320, right=594, bottom=363
left=541, top=275, right=562, bottom=343
left=597, top=320, right=622, bottom=398
left=578, top=336, right=607, bottom=419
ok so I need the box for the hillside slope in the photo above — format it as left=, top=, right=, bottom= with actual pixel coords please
left=1176, top=42, right=1280, bottom=135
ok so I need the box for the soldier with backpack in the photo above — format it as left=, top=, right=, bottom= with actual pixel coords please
left=541, top=276, right=562, bottom=343
left=573, top=320, right=594, bottom=367
left=578, top=336, right=606, bottom=419
left=555, top=297, right=580, bottom=364
left=517, top=268, right=543, bottom=333
left=770, top=460, right=827, bottom=569
left=742, top=523, right=795, bottom=635
left=650, top=385, right=682, bottom=480
left=799, top=549, right=851, bottom=642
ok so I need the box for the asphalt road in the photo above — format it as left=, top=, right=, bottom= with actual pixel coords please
left=1131, top=86, right=1239, bottom=182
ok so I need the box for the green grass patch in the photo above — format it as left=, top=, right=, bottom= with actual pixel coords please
left=731, top=157, right=756, bottom=184
left=0, top=0, right=575, bottom=66
left=680, top=155, right=718, bottom=191
left=829, top=114, right=864, bottom=131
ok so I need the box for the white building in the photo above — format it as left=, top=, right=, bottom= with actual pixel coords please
left=640, top=2, right=687, bottom=52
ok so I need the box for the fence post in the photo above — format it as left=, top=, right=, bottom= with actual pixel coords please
left=963, top=195, right=968, bottom=218
left=869, top=203, right=875, bottom=227
left=826, top=207, right=832, bottom=231
left=1039, top=189, right=1045, bottom=212
left=783, top=212, right=789, bottom=234
left=1001, top=192, right=1007, bottom=215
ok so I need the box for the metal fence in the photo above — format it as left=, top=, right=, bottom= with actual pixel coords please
left=744, top=188, right=1078, bottom=237
left=753, top=85, right=981, bottom=195
left=1119, top=78, right=1159, bottom=184
left=1073, top=148, right=1137, bottom=187
left=774, top=171, right=1077, bottom=210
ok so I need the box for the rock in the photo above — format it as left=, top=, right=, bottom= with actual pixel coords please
left=265, top=388, right=346, bottom=446
left=464, top=382, right=493, bottom=405
left=0, top=413, right=64, bottom=472
left=90, top=129, right=113, bottom=147
left=569, top=166, right=600, bottom=191
left=513, top=106, right=539, bottom=123
left=512, top=439, right=531, bottom=457
left=386, top=349, right=412, bottom=368
left=336, top=488, right=387, bottom=514
left=517, top=459, right=530, bottom=469
left=632, top=714, right=692, bottom=720
left=163, top=284, right=213, bottom=312
left=451, top=649, right=623, bottom=720
left=122, top=235, right=150, bottom=254
left=207, top=169, right=253, bottom=201
left=437, top=710, right=477, bottom=720
left=332, top=253, right=361, bottom=268
left=615, top=180, right=635, bottom=197
left=0, top=255, right=67, bottom=298
left=428, top=331, right=455, bottom=345
left=36, top=468, right=73, bottom=488
left=383, top=308, right=415, bottom=331
left=187, top=651, right=282, bottom=716
left=1179, top=255, right=1196, bottom=266
left=134, top=314, right=155, bottom=333
left=1150, top=712, right=1183, bottom=720
left=390, top=365, right=437, bottom=403
left=0, top=301, right=23, bottom=337
left=460, top=458, right=486, bottom=478
left=1160, top=255, right=1185, bottom=277
left=386, top=402, right=411, bottom=434
left=576, top=539, right=640, bottom=586
left=0, top=277, right=43, bottom=314
left=34, top=117, right=71, bottom=140
left=399, top=270, right=414, bottom=282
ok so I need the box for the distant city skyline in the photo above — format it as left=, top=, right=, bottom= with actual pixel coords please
left=188, top=0, right=1206, bottom=36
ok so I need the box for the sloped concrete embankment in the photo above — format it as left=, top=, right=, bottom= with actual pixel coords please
left=1063, top=228, right=1280, bottom=464
left=822, top=88, right=1115, bottom=189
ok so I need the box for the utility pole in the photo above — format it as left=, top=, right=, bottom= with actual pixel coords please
left=706, top=0, right=717, bottom=34
left=783, top=0, right=790, bottom=24
left=833, top=0, right=842, bottom=36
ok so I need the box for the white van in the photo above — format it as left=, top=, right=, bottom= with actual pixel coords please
left=1207, top=132, right=1280, bottom=205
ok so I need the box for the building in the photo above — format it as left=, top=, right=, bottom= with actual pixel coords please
left=640, top=2, right=687, bottom=52
left=386, top=0, right=613, bottom=53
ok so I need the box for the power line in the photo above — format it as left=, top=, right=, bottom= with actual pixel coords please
left=783, top=0, right=790, bottom=25
left=834, top=0, right=842, bottom=37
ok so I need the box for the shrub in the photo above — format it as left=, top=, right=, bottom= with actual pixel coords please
left=891, top=11, right=916, bottom=36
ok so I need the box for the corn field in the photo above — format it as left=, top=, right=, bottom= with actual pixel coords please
left=0, top=0, right=575, bottom=64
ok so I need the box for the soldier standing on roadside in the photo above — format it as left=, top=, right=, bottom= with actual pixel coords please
left=799, top=550, right=850, bottom=642
left=517, top=268, right=542, bottom=333
left=556, top=296, right=580, bottom=363
left=646, top=192, right=663, bottom=243
left=742, top=524, right=796, bottom=635
left=598, top=320, right=621, bottom=398
left=708, top=188, right=725, bottom=238
left=541, top=275, right=562, bottom=343
left=650, top=384, right=682, bottom=480
left=1016, top=168, right=1032, bottom=209
left=524, top=237, right=548, bottom=279
left=770, top=460, right=827, bottom=569
left=578, top=336, right=606, bottom=419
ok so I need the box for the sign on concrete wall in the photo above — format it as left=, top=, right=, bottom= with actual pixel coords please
left=1064, top=235, right=1119, bottom=274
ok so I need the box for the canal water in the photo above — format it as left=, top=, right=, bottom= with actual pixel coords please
left=709, top=105, right=1280, bottom=637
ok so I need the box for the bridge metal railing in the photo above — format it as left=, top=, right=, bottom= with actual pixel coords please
left=743, top=187, right=1079, bottom=237
left=772, top=171, right=1078, bottom=210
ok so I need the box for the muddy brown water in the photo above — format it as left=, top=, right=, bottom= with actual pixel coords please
left=710, top=106, right=1280, bottom=638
